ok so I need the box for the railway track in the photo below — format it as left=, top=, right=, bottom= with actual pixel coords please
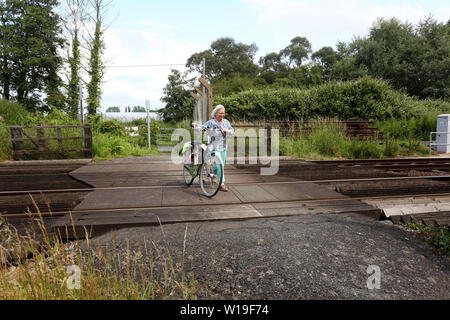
left=3, top=192, right=450, bottom=219
left=2, top=158, right=450, bottom=226
left=0, top=175, right=449, bottom=196
left=308, top=157, right=450, bottom=170
left=2, top=174, right=450, bottom=219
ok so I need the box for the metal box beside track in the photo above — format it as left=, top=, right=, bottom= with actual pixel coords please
left=436, top=114, right=450, bottom=153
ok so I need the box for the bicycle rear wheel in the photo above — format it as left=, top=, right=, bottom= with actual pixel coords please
left=183, top=164, right=196, bottom=185
left=199, top=153, right=223, bottom=197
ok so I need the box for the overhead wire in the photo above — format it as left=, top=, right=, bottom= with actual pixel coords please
left=104, top=63, right=186, bottom=68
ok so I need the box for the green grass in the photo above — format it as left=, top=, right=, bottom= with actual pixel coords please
left=92, top=134, right=160, bottom=161
left=279, top=122, right=432, bottom=160
left=0, top=204, right=209, bottom=300
left=401, top=221, right=449, bottom=256
left=376, top=113, right=440, bottom=141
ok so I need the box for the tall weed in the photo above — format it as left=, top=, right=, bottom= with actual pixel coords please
left=279, top=119, right=430, bottom=160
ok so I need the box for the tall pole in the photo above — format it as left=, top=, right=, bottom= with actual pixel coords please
left=202, top=58, right=206, bottom=78
left=202, top=58, right=206, bottom=121
left=146, top=100, right=151, bottom=148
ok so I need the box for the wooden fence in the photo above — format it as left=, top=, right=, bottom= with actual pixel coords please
left=10, top=125, right=93, bottom=160
left=262, top=120, right=385, bottom=142
left=155, top=121, right=385, bottom=152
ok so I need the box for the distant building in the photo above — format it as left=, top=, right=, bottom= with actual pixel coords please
left=102, top=105, right=161, bottom=121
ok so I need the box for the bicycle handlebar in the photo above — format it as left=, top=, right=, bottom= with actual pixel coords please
left=193, top=126, right=223, bottom=134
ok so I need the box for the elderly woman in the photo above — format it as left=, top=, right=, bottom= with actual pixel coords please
left=193, top=104, right=234, bottom=192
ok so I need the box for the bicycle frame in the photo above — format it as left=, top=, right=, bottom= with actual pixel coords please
left=183, top=128, right=223, bottom=179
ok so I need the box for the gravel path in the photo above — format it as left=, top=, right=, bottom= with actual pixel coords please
left=77, top=213, right=449, bottom=300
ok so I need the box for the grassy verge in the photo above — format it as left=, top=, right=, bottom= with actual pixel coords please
left=279, top=122, right=432, bottom=160
left=401, top=221, right=449, bottom=256
left=92, top=133, right=160, bottom=162
left=0, top=212, right=208, bottom=299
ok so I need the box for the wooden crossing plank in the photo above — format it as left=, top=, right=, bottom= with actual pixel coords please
left=161, top=186, right=242, bottom=206
left=73, top=188, right=163, bottom=210
left=52, top=204, right=263, bottom=238
left=259, top=182, right=346, bottom=201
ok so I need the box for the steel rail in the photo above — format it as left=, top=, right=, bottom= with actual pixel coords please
left=4, top=192, right=450, bottom=220
left=308, top=158, right=450, bottom=165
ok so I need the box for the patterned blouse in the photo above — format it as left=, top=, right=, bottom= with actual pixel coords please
left=199, top=118, right=234, bottom=151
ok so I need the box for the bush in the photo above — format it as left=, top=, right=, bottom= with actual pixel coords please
left=214, top=76, right=450, bottom=122
left=377, top=113, right=440, bottom=140
left=44, top=108, right=79, bottom=126
left=403, top=221, right=449, bottom=255
left=137, top=121, right=160, bottom=147
left=0, top=99, right=36, bottom=125
left=96, top=119, right=125, bottom=136
left=0, top=122, right=12, bottom=161
left=383, top=139, right=400, bottom=158
left=309, top=124, right=346, bottom=157
left=343, top=139, right=384, bottom=159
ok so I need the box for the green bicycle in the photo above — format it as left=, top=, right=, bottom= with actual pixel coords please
left=182, top=128, right=224, bottom=198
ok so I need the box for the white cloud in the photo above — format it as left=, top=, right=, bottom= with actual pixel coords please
left=99, top=26, right=201, bottom=112
left=241, top=0, right=450, bottom=50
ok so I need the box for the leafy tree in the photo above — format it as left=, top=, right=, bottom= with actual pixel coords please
left=329, top=41, right=369, bottom=81
left=330, top=17, right=450, bottom=100
left=256, top=36, right=318, bottom=89
left=0, top=1, right=13, bottom=101
left=132, top=106, right=146, bottom=112
left=0, top=0, right=66, bottom=112
left=105, top=106, right=119, bottom=112
left=86, top=0, right=105, bottom=116
left=311, top=46, right=339, bottom=79
left=280, top=36, right=312, bottom=68
left=67, top=28, right=81, bottom=117
left=64, top=0, right=87, bottom=118
left=186, top=37, right=260, bottom=80
left=212, top=74, right=256, bottom=96
left=259, top=52, right=286, bottom=73
left=159, top=69, right=194, bottom=122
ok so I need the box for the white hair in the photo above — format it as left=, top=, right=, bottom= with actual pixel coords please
left=211, top=104, right=225, bottom=119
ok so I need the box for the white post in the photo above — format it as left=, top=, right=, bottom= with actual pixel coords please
left=202, top=58, right=207, bottom=122
left=146, top=100, right=151, bottom=148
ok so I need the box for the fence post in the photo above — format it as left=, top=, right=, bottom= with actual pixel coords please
left=10, top=126, right=23, bottom=160
left=57, top=127, right=64, bottom=157
left=429, top=132, right=432, bottom=156
left=84, top=125, right=93, bottom=158
left=36, top=127, right=46, bottom=160
left=266, top=123, right=272, bottom=156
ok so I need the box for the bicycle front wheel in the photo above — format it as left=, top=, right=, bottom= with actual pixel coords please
left=199, top=153, right=223, bottom=198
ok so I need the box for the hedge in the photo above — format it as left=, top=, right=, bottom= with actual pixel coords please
left=214, top=76, right=450, bottom=121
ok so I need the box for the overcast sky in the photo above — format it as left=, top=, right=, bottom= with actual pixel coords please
left=89, top=0, right=449, bottom=114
